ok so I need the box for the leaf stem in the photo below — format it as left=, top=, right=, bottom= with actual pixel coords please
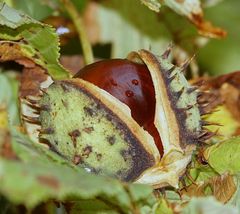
left=61, top=0, right=94, bottom=65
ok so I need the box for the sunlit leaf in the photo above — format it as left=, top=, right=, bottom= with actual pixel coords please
left=0, top=2, right=69, bottom=79
left=204, top=106, right=240, bottom=140
left=204, top=137, right=240, bottom=175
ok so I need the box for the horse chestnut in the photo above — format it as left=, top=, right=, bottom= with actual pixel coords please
left=22, top=49, right=203, bottom=188
left=74, top=59, right=163, bottom=154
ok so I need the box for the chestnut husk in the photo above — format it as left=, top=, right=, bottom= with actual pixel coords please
left=20, top=48, right=209, bottom=188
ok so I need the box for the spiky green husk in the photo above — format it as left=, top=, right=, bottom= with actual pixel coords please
left=20, top=48, right=213, bottom=189
left=39, top=80, right=155, bottom=181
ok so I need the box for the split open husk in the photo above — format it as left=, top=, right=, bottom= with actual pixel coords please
left=20, top=49, right=204, bottom=188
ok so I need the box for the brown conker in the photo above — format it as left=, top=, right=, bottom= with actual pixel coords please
left=74, top=59, right=163, bottom=154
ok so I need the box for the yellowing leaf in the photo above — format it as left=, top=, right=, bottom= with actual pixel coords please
left=0, top=107, right=8, bottom=129
left=204, top=106, right=240, bottom=140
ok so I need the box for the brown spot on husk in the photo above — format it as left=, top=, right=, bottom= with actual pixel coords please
left=107, top=135, right=116, bottom=145
left=96, top=153, right=102, bottom=161
left=83, top=106, right=97, bottom=117
left=68, top=129, right=81, bottom=148
left=73, top=154, right=82, bottom=165
left=83, top=127, right=94, bottom=133
left=82, top=146, right=92, bottom=158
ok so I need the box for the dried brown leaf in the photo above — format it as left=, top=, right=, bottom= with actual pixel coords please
left=210, top=173, right=236, bottom=203
left=220, top=83, right=240, bottom=122
left=194, top=72, right=240, bottom=136
left=0, top=42, right=26, bottom=62
left=208, top=72, right=240, bottom=124
left=162, top=0, right=227, bottom=38
left=181, top=173, right=237, bottom=204
left=20, top=66, right=48, bottom=98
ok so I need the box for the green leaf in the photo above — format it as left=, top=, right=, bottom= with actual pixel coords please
left=154, top=198, right=173, bottom=214
left=189, top=163, right=218, bottom=184
left=0, top=2, right=69, bottom=79
left=182, top=197, right=238, bottom=214
left=10, top=0, right=88, bottom=21
left=0, top=128, right=156, bottom=211
left=13, top=0, right=54, bottom=21
left=204, top=137, right=240, bottom=175
left=0, top=72, right=20, bottom=125
left=198, top=0, right=240, bottom=75
left=71, top=0, right=88, bottom=12
left=0, top=2, right=38, bottom=28
left=0, top=159, right=124, bottom=210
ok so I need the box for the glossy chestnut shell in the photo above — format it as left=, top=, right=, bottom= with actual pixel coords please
left=74, top=59, right=163, bottom=154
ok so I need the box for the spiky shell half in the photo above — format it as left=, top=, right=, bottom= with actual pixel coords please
left=128, top=50, right=202, bottom=188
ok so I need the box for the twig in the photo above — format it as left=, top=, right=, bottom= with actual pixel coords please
left=60, top=0, right=94, bottom=65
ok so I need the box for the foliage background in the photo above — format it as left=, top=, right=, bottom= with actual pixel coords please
left=0, top=0, right=240, bottom=213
